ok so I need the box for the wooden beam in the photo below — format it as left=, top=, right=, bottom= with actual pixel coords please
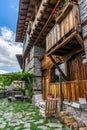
left=49, top=55, right=68, bottom=81
left=22, top=2, right=29, bottom=5
left=43, top=3, right=54, bottom=9
left=19, top=14, right=27, bottom=16
left=75, top=33, right=83, bottom=47
left=37, top=18, right=47, bottom=23
left=33, top=0, right=61, bottom=45
left=18, top=23, right=24, bottom=25
left=18, top=26, right=24, bottom=28
left=40, top=10, right=50, bottom=15
left=19, top=18, right=26, bottom=20
left=20, top=8, right=28, bottom=11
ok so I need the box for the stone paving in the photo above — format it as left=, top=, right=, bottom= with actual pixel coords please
left=0, top=99, right=70, bottom=130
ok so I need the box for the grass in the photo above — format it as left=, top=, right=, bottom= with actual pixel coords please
left=30, top=122, right=42, bottom=130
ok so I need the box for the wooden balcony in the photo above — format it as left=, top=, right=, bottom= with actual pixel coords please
left=43, top=80, right=87, bottom=102
left=46, top=4, right=83, bottom=56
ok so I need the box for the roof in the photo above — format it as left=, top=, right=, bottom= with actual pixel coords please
left=16, top=0, right=60, bottom=58
left=16, top=0, right=34, bottom=42
left=16, top=54, right=23, bottom=69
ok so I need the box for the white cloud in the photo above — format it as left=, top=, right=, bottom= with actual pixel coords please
left=0, top=26, right=23, bottom=73
left=0, top=70, right=9, bottom=74
left=0, top=27, right=15, bottom=42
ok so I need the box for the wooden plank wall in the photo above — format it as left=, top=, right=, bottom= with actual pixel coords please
left=46, top=80, right=87, bottom=101
left=46, top=24, right=60, bottom=51
left=68, top=53, right=87, bottom=80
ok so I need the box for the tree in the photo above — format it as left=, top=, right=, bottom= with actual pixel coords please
left=0, top=72, right=35, bottom=98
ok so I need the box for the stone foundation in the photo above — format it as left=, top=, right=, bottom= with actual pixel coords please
left=63, top=102, right=87, bottom=126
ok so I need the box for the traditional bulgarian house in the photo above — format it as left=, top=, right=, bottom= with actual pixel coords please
left=16, top=0, right=87, bottom=124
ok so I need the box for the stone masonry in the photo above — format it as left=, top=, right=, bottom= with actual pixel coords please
left=63, top=102, right=87, bottom=126
left=25, top=46, right=45, bottom=93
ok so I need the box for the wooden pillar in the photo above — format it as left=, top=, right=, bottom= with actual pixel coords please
left=59, top=73, right=63, bottom=111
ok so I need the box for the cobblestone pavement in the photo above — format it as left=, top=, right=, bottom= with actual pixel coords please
left=0, top=99, right=69, bottom=130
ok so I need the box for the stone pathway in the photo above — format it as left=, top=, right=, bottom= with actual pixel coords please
left=0, top=99, right=69, bottom=130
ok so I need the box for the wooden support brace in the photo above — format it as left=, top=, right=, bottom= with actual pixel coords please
left=75, top=33, right=84, bottom=48
left=49, top=55, right=68, bottom=81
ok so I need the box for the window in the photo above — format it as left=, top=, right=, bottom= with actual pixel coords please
left=50, top=63, right=65, bottom=83
left=82, top=54, right=87, bottom=64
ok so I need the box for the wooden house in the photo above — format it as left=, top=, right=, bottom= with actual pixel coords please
left=16, top=0, right=87, bottom=123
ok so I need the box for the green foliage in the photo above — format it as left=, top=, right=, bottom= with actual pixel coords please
left=43, top=119, right=49, bottom=125
left=55, top=0, right=72, bottom=18
left=0, top=72, right=35, bottom=86
left=0, top=72, right=35, bottom=97
left=30, top=123, right=42, bottom=130
left=49, top=128, right=54, bottom=130
left=26, top=84, right=33, bottom=99
left=62, top=128, right=69, bottom=130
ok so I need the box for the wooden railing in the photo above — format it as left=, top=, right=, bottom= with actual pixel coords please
left=46, top=4, right=81, bottom=52
left=62, top=80, right=87, bottom=101
left=46, top=80, right=87, bottom=101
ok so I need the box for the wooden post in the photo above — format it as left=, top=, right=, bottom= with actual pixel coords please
left=59, top=73, right=63, bottom=111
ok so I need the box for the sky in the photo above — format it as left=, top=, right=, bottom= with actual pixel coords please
left=0, top=0, right=23, bottom=74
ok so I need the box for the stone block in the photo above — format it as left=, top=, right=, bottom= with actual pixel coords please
left=30, top=46, right=45, bottom=60
left=32, top=77, right=42, bottom=90
left=79, top=127, right=87, bottom=130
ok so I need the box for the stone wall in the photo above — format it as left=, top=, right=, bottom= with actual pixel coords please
left=30, top=45, right=45, bottom=60
left=0, top=90, right=21, bottom=98
left=84, top=40, right=87, bottom=60
left=63, top=102, right=87, bottom=126
left=25, top=46, right=45, bottom=93
left=25, top=58, right=41, bottom=76
left=79, top=0, right=87, bottom=62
